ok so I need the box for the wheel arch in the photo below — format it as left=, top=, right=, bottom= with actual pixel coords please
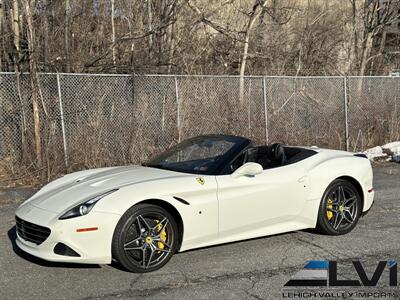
left=136, top=198, right=184, bottom=250
left=335, top=176, right=365, bottom=211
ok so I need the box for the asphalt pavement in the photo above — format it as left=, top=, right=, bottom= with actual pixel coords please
left=1, top=163, right=399, bottom=299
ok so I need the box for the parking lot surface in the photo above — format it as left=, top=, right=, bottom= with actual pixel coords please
left=1, top=163, right=399, bottom=299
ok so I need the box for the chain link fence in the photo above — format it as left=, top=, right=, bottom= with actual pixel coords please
left=0, top=73, right=399, bottom=173
left=347, top=77, right=400, bottom=152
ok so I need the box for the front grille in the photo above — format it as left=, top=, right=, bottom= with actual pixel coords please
left=15, top=216, right=51, bottom=245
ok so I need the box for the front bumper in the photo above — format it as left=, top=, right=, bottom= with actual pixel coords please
left=15, top=203, right=121, bottom=264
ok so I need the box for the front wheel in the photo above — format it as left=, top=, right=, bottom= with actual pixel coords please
left=316, top=179, right=362, bottom=235
left=112, top=204, right=178, bottom=273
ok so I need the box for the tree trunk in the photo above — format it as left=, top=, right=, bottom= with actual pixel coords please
left=147, top=0, right=153, bottom=55
left=65, top=0, right=71, bottom=72
left=239, top=0, right=268, bottom=103
left=111, top=0, right=116, bottom=70
left=12, top=0, right=22, bottom=66
left=347, top=0, right=359, bottom=74
left=23, top=0, right=43, bottom=167
left=167, top=21, right=176, bottom=74
left=10, top=0, right=29, bottom=162
left=158, top=0, right=165, bottom=64
left=42, top=0, right=49, bottom=71
left=359, top=31, right=373, bottom=76
left=0, top=2, right=3, bottom=71
left=349, top=0, right=358, bottom=74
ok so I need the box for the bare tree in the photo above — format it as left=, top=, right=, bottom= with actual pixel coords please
left=0, top=0, right=4, bottom=70
left=359, top=0, right=400, bottom=75
left=11, top=0, right=22, bottom=68
left=167, top=18, right=176, bottom=73
left=147, top=0, right=153, bottom=54
left=23, top=0, right=42, bottom=167
left=9, top=0, right=30, bottom=162
left=65, top=0, right=71, bottom=72
left=348, top=0, right=359, bottom=74
left=0, top=0, right=398, bottom=76
left=42, top=0, right=49, bottom=71
left=239, top=0, right=268, bottom=102
left=111, top=0, right=116, bottom=69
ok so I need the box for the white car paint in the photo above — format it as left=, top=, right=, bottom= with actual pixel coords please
left=15, top=147, right=374, bottom=265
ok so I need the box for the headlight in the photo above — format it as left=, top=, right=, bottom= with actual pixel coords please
left=59, top=189, right=118, bottom=220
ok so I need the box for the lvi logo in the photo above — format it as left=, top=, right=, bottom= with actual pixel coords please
left=284, top=260, right=398, bottom=287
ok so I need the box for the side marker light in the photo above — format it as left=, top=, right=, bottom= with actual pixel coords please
left=76, top=227, right=98, bottom=232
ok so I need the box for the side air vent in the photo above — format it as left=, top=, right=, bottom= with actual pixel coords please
left=54, top=243, right=80, bottom=257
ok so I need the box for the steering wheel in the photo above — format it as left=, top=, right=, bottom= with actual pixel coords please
left=193, top=159, right=214, bottom=171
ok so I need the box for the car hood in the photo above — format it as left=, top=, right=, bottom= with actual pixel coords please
left=21, top=165, right=186, bottom=214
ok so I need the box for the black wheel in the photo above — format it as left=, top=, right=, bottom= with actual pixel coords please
left=112, top=204, right=178, bottom=273
left=316, top=179, right=362, bottom=235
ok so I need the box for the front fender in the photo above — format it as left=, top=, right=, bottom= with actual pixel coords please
left=93, top=175, right=219, bottom=252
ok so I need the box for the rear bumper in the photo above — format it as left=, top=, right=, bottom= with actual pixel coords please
left=363, top=189, right=374, bottom=213
left=362, top=199, right=374, bottom=217
left=15, top=203, right=121, bottom=264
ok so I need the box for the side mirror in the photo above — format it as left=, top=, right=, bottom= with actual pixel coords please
left=231, top=162, right=263, bottom=178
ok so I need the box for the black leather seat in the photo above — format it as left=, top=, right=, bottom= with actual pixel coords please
left=243, top=144, right=286, bottom=170
left=266, top=143, right=286, bottom=167
left=246, top=147, right=258, bottom=163
left=255, top=146, right=271, bottom=169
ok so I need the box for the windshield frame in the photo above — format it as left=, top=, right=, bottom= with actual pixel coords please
left=144, top=135, right=251, bottom=175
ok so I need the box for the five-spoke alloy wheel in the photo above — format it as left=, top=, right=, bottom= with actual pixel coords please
left=317, top=179, right=362, bottom=235
left=112, top=204, right=178, bottom=273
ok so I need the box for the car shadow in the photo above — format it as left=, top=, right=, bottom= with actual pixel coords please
left=7, top=225, right=323, bottom=272
left=7, top=226, right=101, bottom=269
left=180, top=229, right=314, bottom=254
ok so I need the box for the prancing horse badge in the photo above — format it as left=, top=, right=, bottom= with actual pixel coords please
left=196, top=177, right=205, bottom=185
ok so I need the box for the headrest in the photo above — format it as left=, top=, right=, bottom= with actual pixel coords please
left=268, top=143, right=285, bottom=161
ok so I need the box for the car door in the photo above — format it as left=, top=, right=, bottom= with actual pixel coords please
left=216, top=163, right=309, bottom=241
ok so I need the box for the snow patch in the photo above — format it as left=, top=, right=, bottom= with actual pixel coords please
left=363, top=146, right=388, bottom=161
left=364, top=141, right=400, bottom=162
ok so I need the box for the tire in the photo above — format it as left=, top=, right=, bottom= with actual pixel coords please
left=112, top=204, right=178, bottom=273
left=316, top=179, right=362, bottom=235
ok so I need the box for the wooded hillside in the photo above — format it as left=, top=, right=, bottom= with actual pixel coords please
left=1, top=0, right=399, bottom=76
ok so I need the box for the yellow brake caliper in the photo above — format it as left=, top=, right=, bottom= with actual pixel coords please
left=327, top=198, right=333, bottom=220
left=155, top=220, right=167, bottom=251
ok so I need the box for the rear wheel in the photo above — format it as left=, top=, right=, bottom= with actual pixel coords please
left=317, top=179, right=362, bottom=235
left=112, top=204, right=178, bottom=273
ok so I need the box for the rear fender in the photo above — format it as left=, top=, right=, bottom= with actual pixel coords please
left=307, top=156, right=373, bottom=226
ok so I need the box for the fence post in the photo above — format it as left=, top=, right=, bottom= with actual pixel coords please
left=343, top=76, right=349, bottom=151
left=174, top=76, right=181, bottom=142
left=263, top=77, right=269, bottom=144
left=57, top=73, right=69, bottom=167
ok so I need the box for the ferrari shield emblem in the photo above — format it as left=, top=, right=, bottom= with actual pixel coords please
left=196, top=177, right=205, bottom=185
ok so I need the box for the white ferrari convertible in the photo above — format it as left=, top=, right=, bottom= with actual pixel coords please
left=15, top=135, right=374, bottom=272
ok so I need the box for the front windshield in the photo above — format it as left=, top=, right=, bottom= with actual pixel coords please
left=145, top=136, right=238, bottom=174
